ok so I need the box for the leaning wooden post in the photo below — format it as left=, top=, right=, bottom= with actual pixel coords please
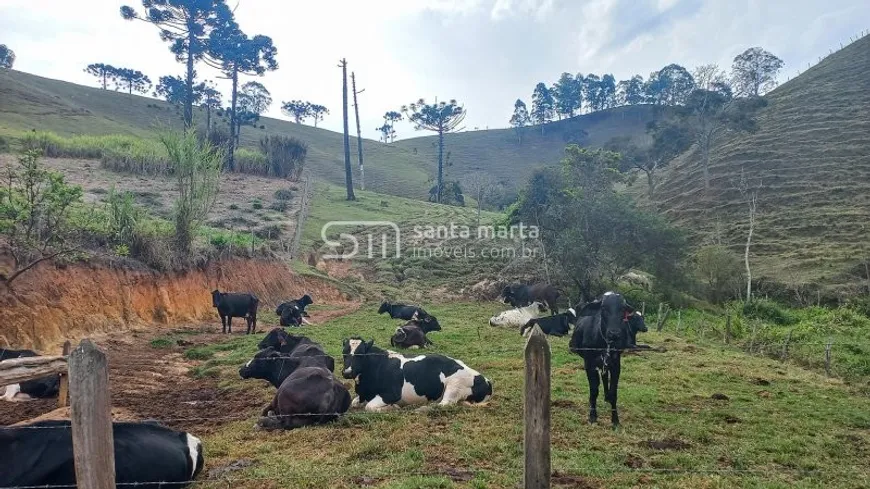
left=781, top=330, right=792, bottom=362
left=824, top=339, right=833, bottom=377
left=57, top=340, right=72, bottom=408
left=524, top=325, right=551, bottom=489
left=69, top=339, right=116, bottom=489
left=724, top=314, right=731, bottom=344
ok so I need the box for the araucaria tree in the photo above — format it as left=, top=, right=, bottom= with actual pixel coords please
left=121, top=0, right=232, bottom=128
left=159, top=130, right=222, bottom=255
left=206, top=23, right=277, bottom=170
left=382, top=111, right=402, bottom=142
left=731, top=47, right=784, bottom=97
left=85, top=63, right=118, bottom=90
left=0, top=150, right=84, bottom=286
left=309, top=104, right=328, bottom=127
left=113, top=68, right=152, bottom=95
left=0, top=44, right=15, bottom=69
left=201, top=81, right=222, bottom=130
left=281, top=100, right=311, bottom=124
left=530, top=83, right=554, bottom=134
left=402, top=99, right=466, bottom=203
left=155, top=75, right=204, bottom=107
left=509, top=99, right=530, bottom=144
left=236, top=81, right=271, bottom=140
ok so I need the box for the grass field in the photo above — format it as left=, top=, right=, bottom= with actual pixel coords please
left=164, top=303, right=870, bottom=489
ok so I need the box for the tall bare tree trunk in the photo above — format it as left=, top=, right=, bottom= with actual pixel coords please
left=227, top=67, right=239, bottom=171
left=745, top=192, right=757, bottom=302
left=437, top=127, right=444, bottom=204
left=351, top=72, right=365, bottom=191
left=340, top=59, right=355, bottom=201
left=183, top=28, right=195, bottom=129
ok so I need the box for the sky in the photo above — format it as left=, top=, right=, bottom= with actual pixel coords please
left=1, top=0, right=868, bottom=140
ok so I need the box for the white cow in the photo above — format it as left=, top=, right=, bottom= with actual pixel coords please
left=488, top=301, right=545, bottom=328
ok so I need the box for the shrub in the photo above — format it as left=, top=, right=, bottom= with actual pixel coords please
left=105, top=187, right=144, bottom=245
left=259, top=135, right=307, bottom=179
left=273, top=189, right=294, bottom=200
left=742, top=298, right=798, bottom=325
left=234, top=149, right=269, bottom=175
left=269, top=200, right=289, bottom=212
left=228, top=203, right=239, bottom=210
left=251, top=199, right=263, bottom=210
left=694, top=245, right=744, bottom=304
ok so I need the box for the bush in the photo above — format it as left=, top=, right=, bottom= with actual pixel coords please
left=694, top=245, right=744, bottom=304
left=234, top=149, right=269, bottom=175
left=259, top=135, right=307, bottom=179
left=105, top=187, right=144, bottom=245
left=251, top=199, right=263, bottom=210
left=742, top=298, right=798, bottom=325
left=269, top=200, right=289, bottom=212
left=273, top=189, right=294, bottom=201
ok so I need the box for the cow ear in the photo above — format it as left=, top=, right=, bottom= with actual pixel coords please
left=366, top=339, right=375, bottom=350
left=578, top=301, right=601, bottom=316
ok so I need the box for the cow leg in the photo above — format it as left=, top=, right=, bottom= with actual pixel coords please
left=227, top=316, right=232, bottom=334
left=585, top=363, right=600, bottom=424
left=609, top=356, right=621, bottom=429
left=363, top=395, right=395, bottom=412
left=220, top=315, right=227, bottom=334
left=1, top=383, right=21, bottom=402
left=251, top=313, right=257, bottom=334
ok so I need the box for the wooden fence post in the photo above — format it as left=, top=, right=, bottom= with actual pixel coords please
left=824, top=339, right=833, bottom=377
left=781, top=330, right=792, bottom=362
left=69, top=339, right=116, bottom=489
left=724, top=314, right=732, bottom=344
left=524, top=325, right=551, bottom=489
left=641, top=302, right=645, bottom=316
left=749, top=321, right=759, bottom=354
left=676, top=310, right=682, bottom=334
left=58, top=340, right=72, bottom=408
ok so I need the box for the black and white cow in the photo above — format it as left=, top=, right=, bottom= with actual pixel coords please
left=256, top=328, right=334, bottom=372
left=390, top=321, right=433, bottom=349
left=500, top=283, right=561, bottom=313
left=257, top=365, right=351, bottom=431
left=519, top=308, right=578, bottom=337
left=240, top=347, right=331, bottom=388
left=341, top=338, right=492, bottom=411
left=0, top=349, right=60, bottom=401
left=275, top=294, right=314, bottom=327
left=377, top=302, right=442, bottom=331
left=211, top=290, right=259, bottom=334
left=0, top=420, right=203, bottom=489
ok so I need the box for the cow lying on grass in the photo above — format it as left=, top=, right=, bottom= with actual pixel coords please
left=276, top=294, right=314, bottom=327
left=378, top=302, right=442, bottom=331
left=211, top=289, right=258, bottom=334
left=1, top=420, right=203, bottom=488
left=519, top=308, right=578, bottom=337
left=489, top=302, right=545, bottom=328
left=0, top=349, right=60, bottom=402
left=342, top=338, right=492, bottom=411
left=256, top=328, right=334, bottom=372
left=390, top=321, right=433, bottom=349
left=257, top=364, right=351, bottom=431
left=500, top=283, right=561, bottom=313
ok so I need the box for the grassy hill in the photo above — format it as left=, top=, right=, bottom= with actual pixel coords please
left=0, top=69, right=658, bottom=199
left=653, top=35, right=870, bottom=293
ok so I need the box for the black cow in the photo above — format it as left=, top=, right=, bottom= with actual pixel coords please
left=390, top=321, right=433, bottom=349
left=257, top=366, right=351, bottom=431
left=240, top=347, right=331, bottom=388
left=500, top=283, right=560, bottom=313
left=276, top=294, right=314, bottom=327
left=0, top=349, right=60, bottom=401
left=0, top=420, right=203, bottom=488
left=519, top=308, right=578, bottom=337
left=256, top=328, right=334, bottom=372
left=568, top=292, right=635, bottom=428
left=342, top=338, right=492, bottom=411
left=377, top=302, right=441, bottom=331
left=211, top=290, right=258, bottom=334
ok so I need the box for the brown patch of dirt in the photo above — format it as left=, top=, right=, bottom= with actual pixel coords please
left=723, top=415, right=742, bottom=424
left=752, top=378, right=771, bottom=386
left=316, top=259, right=365, bottom=280
left=757, top=390, right=772, bottom=398
left=551, top=471, right=600, bottom=488
left=625, top=454, right=645, bottom=469
left=711, top=393, right=730, bottom=401
left=640, top=438, right=691, bottom=450
left=552, top=399, right=579, bottom=409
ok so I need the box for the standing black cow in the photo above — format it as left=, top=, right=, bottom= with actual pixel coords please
left=377, top=302, right=441, bottom=331
left=1, top=420, right=203, bottom=488
left=0, top=349, right=60, bottom=401
left=568, top=292, right=635, bottom=428
left=275, top=294, right=314, bottom=327
left=211, top=290, right=259, bottom=334
left=500, top=283, right=561, bottom=314
left=256, top=328, right=334, bottom=372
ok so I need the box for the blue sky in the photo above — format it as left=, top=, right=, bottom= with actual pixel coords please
left=1, top=0, right=868, bottom=140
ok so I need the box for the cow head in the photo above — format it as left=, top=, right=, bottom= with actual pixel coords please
left=628, top=311, right=647, bottom=334
left=377, top=302, right=391, bottom=314
left=258, top=328, right=290, bottom=351
left=210, top=290, right=222, bottom=307
left=499, top=285, right=516, bottom=304
left=239, top=347, right=299, bottom=380
left=416, top=314, right=441, bottom=332
left=298, top=294, right=314, bottom=307
left=342, top=337, right=374, bottom=379
left=576, top=293, right=634, bottom=347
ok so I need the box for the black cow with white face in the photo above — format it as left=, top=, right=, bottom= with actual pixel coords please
left=255, top=328, right=334, bottom=372
left=257, top=366, right=351, bottom=431
left=377, top=302, right=441, bottom=331
left=0, top=420, right=203, bottom=488
left=341, top=338, right=492, bottom=411
left=1, top=349, right=60, bottom=401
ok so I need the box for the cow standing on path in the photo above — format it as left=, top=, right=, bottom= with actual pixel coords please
left=211, top=290, right=259, bottom=334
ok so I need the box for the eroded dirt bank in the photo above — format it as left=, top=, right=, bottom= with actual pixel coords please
left=1, top=258, right=353, bottom=352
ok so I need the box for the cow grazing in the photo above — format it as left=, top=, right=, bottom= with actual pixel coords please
left=256, top=328, right=334, bottom=372
left=519, top=308, right=578, bottom=337
left=0, top=420, right=203, bottom=488
left=257, top=366, right=351, bottom=431
left=500, top=283, right=561, bottom=313
left=377, top=302, right=441, bottom=331
left=211, top=290, right=259, bottom=334
left=341, top=338, right=492, bottom=411
left=489, top=301, right=545, bottom=328
left=0, top=349, right=60, bottom=402
left=569, top=292, right=635, bottom=428
left=240, top=347, right=331, bottom=388
left=390, top=321, right=433, bottom=349
left=276, top=294, right=314, bottom=327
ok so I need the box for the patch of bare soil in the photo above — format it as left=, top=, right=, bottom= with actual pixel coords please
left=640, top=438, right=692, bottom=450
left=551, top=471, right=600, bottom=488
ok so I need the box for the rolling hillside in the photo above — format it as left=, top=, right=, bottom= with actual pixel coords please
left=654, top=35, right=870, bottom=293
left=0, top=69, right=658, bottom=198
